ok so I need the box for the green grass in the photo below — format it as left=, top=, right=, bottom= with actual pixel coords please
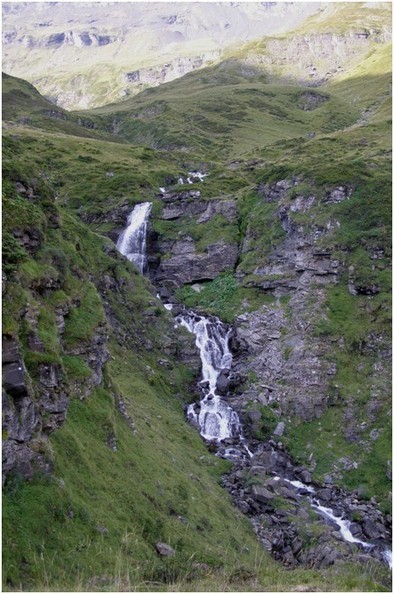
left=175, top=269, right=275, bottom=323
left=84, top=69, right=360, bottom=158
left=3, top=360, right=391, bottom=591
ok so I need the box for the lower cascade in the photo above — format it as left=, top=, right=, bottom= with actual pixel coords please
left=116, top=202, right=152, bottom=273
left=176, top=311, right=242, bottom=443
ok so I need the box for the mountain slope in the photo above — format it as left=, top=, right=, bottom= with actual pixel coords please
left=2, top=1, right=322, bottom=109
left=2, top=4, right=392, bottom=591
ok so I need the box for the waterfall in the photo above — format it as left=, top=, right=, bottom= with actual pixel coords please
left=116, top=202, right=152, bottom=273
left=114, top=190, right=391, bottom=569
left=176, top=311, right=242, bottom=443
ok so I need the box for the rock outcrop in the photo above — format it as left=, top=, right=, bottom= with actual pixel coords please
left=154, top=239, right=238, bottom=291
left=2, top=335, right=64, bottom=482
left=148, top=188, right=239, bottom=293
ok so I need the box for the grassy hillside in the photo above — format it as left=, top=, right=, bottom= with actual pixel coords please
left=3, top=77, right=391, bottom=592
left=82, top=60, right=360, bottom=158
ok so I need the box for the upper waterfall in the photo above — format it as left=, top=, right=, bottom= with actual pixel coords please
left=116, top=202, right=152, bottom=274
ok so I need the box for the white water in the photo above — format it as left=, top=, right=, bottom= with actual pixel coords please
left=177, top=311, right=242, bottom=442
left=187, top=171, right=209, bottom=184
left=311, top=501, right=373, bottom=547
left=284, top=478, right=392, bottom=566
left=116, top=202, right=152, bottom=273
left=115, top=188, right=391, bottom=569
left=382, top=548, right=392, bottom=569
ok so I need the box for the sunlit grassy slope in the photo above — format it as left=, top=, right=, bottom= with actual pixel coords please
left=82, top=60, right=358, bottom=158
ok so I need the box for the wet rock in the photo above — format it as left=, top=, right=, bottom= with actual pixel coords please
left=216, top=369, right=230, bottom=394
left=39, top=363, right=62, bottom=389
left=349, top=522, right=363, bottom=537
left=362, top=518, right=386, bottom=540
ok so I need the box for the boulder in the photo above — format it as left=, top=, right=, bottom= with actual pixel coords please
left=298, top=469, right=312, bottom=484
left=156, top=542, right=175, bottom=557
left=316, top=488, right=332, bottom=502
left=362, top=518, right=386, bottom=540
left=216, top=369, right=230, bottom=394
left=251, top=485, right=274, bottom=503
left=273, top=422, right=285, bottom=437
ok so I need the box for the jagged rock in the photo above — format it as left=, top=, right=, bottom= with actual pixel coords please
left=237, top=500, right=251, bottom=514
left=28, top=333, right=45, bottom=352
left=362, top=518, right=386, bottom=540
left=316, top=488, right=332, bottom=502
left=299, top=543, right=340, bottom=568
left=251, top=485, right=274, bottom=503
left=216, top=369, right=230, bottom=394
left=2, top=440, right=49, bottom=483
left=160, top=195, right=237, bottom=224
left=292, top=537, right=303, bottom=555
left=2, top=389, right=37, bottom=443
left=3, top=359, right=28, bottom=398
left=2, top=336, right=30, bottom=398
left=349, top=522, right=363, bottom=537
left=12, top=227, right=42, bottom=254
left=155, top=240, right=238, bottom=289
left=323, top=185, right=353, bottom=204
